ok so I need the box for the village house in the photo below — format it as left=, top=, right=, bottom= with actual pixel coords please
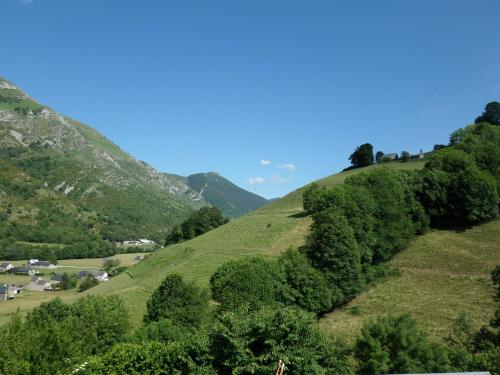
left=77, top=270, right=108, bottom=282
left=93, top=271, right=108, bottom=282
left=0, top=284, right=16, bottom=301
left=0, top=263, right=14, bottom=273
left=31, top=260, right=56, bottom=269
left=28, top=276, right=52, bottom=291
left=119, top=239, right=156, bottom=247
left=10, top=266, right=35, bottom=276
left=50, top=273, right=63, bottom=285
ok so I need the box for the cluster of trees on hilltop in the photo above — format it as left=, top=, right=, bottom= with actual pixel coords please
left=164, top=206, right=229, bottom=246
left=348, top=101, right=500, bottom=170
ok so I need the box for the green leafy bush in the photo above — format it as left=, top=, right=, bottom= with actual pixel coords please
left=145, top=274, right=209, bottom=327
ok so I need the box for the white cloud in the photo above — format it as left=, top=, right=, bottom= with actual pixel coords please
left=260, top=159, right=272, bottom=166
left=277, top=163, right=296, bottom=171
left=248, top=176, right=267, bottom=186
left=271, top=175, right=287, bottom=184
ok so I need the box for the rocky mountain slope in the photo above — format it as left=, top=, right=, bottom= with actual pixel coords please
left=0, top=77, right=264, bottom=243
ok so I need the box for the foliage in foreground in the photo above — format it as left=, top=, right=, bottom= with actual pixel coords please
left=0, top=296, right=129, bottom=375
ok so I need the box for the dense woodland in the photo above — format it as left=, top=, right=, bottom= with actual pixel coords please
left=164, top=206, right=229, bottom=246
left=0, top=103, right=499, bottom=374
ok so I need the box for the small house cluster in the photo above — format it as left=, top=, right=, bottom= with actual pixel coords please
left=77, top=270, right=108, bottom=282
left=116, top=239, right=156, bottom=247
left=0, top=284, right=23, bottom=301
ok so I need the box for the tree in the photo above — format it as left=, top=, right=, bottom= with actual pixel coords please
left=209, top=306, right=354, bottom=375
left=145, top=274, right=209, bottom=327
left=349, top=143, right=374, bottom=168
left=278, top=248, right=333, bottom=315
left=450, top=123, right=500, bottom=185
left=58, top=273, right=77, bottom=290
left=304, top=208, right=362, bottom=304
left=210, top=257, right=292, bottom=311
left=355, top=314, right=451, bottom=374
left=103, top=258, right=122, bottom=276
left=346, top=168, right=418, bottom=262
left=475, top=101, right=500, bottom=125
left=78, top=274, right=99, bottom=292
left=85, top=339, right=215, bottom=374
left=401, top=151, right=410, bottom=162
left=375, top=151, right=384, bottom=162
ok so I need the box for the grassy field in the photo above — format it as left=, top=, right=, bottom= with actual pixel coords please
left=319, top=219, right=500, bottom=342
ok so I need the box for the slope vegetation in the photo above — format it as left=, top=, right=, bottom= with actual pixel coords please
left=319, top=219, right=500, bottom=342
left=88, top=160, right=427, bottom=325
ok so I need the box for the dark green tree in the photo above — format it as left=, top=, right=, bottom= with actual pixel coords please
left=401, top=150, right=410, bottom=162
left=349, top=143, right=374, bottom=168
left=375, top=151, right=384, bottom=162
left=475, top=101, right=500, bottom=125
left=145, top=274, right=209, bottom=327
left=279, top=248, right=333, bottom=315
left=78, top=274, right=99, bottom=292
left=210, top=256, right=292, bottom=311
left=304, top=208, right=362, bottom=304
left=355, top=314, right=451, bottom=374
left=209, top=306, right=354, bottom=375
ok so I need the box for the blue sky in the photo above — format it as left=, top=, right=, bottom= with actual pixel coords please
left=1, top=0, right=499, bottom=199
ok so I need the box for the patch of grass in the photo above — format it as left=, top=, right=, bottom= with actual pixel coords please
left=318, top=219, right=500, bottom=342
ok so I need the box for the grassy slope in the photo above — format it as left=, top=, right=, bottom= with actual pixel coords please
left=88, top=161, right=426, bottom=326
left=319, top=219, right=500, bottom=342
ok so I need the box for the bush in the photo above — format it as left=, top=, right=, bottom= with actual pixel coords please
left=304, top=208, right=362, bottom=305
left=278, top=248, right=333, bottom=315
left=78, top=274, right=99, bottom=292
left=85, top=339, right=215, bottom=374
left=355, top=314, right=451, bottom=374
left=346, top=168, right=421, bottom=262
left=209, top=306, right=354, bottom=375
left=145, top=274, right=209, bottom=327
left=210, top=256, right=292, bottom=312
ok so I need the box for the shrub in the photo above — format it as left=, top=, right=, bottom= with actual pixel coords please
left=78, top=274, right=99, bottom=292
left=355, top=314, right=451, bottom=374
left=210, top=257, right=292, bottom=312
left=145, top=274, right=209, bottom=327
left=304, top=208, right=362, bottom=305
left=209, top=306, right=354, bottom=375
left=278, top=248, right=333, bottom=315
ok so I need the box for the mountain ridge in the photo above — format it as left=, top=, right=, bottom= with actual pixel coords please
left=0, top=76, right=266, bottom=244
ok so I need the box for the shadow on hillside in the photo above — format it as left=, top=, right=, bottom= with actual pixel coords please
left=289, top=211, right=309, bottom=218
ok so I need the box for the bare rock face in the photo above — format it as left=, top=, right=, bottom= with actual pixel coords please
left=0, top=76, right=204, bottom=203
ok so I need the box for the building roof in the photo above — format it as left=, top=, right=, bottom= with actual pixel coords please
left=94, top=271, right=107, bottom=277
left=11, top=267, right=32, bottom=273
left=51, top=274, right=63, bottom=281
left=33, top=261, right=52, bottom=267
left=0, top=285, right=10, bottom=293
left=35, top=279, right=48, bottom=286
left=0, top=262, right=12, bottom=267
left=77, top=271, right=89, bottom=279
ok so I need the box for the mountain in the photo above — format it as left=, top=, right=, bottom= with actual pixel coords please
left=184, top=172, right=269, bottom=218
left=0, top=77, right=261, bottom=244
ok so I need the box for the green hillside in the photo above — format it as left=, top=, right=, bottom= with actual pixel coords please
left=319, top=219, right=500, bottom=342
left=186, top=172, right=269, bottom=218
left=0, top=77, right=268, bottom=248
left=86, top=160, right=428, bottom=326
